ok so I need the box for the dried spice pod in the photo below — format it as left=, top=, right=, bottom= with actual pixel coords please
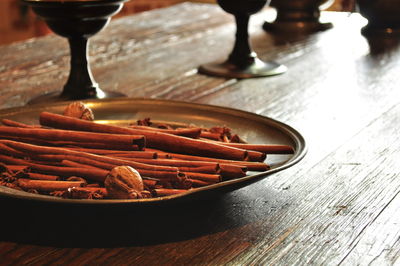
left=63, top=102, right=94, bottom=121
left=104, top=166, right=144, bottom=199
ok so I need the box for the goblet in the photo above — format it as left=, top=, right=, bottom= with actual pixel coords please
left=357, top=0, right=400, bottom=37
left=21, top=0, right=128, bottom=104
left=198, top=0, right=286, bottom=79
left=263, top=0, right=334, bottom=33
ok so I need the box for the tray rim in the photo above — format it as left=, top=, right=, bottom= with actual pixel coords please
left=0, top=98, right=307, bottom=206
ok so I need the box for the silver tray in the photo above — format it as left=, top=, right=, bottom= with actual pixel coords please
left=0, top=98, right=306, bottom=206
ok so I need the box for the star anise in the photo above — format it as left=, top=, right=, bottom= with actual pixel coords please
left=137, top=117, right=152, bottom=126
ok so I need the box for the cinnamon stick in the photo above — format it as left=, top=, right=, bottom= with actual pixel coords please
left=138, top=169, right=183, bottom=182
left=117, top=158, right=220, bottom=168
left=52, top=156, right=181, bottom=182
left=217, top=143, right=294, bottom=154
left=178, top=165, right=219, bottom=174
left=107, top=153, right=157, bottom=159
left=129, top=125, right=202, bottom=138
left=0, top=154, right=108, bottom=182
left=199, top=131, right=222, bottom=141
left=12, top=146, right=181, bottom=181
left=26, top=173, right=61, bottom=181
left=218, top=164, right=247, bottom=179
left=153, top=188, right=188, bottom=197
left=1, top=119, right=38, bottom=128
left=0, top=142, right=26, bottom=157
left=2, top=164, right=60, bottom=180
left=246, top=150, right=267, bottom=162
left=39, top=112, right=249, bottom=160
left=64, top=147, right=157, bottom=158
left=188, top=179, right=214, bottom=187
left=61, top=159, right=101, bottom=170
left=59, top=157, right=180, bottom=181
left=182, top=172, right=221, bottom=183
left=94, top=157, right=226, bottom=175
left=29, top=160, right=62, bottom=166
left=147, top=148, right=270, bottom=171
left=17, top=178, right=85, bottom=192
left=0, top=135, right=141, bottom=151
left=1, top=140, right=177, bottom=173
left=0, top=126, right=145, bottom=150
left=61, top=143, right=140, bottom=151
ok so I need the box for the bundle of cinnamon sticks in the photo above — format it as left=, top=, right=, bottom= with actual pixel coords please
left=0, top=102, right=294, bottom=200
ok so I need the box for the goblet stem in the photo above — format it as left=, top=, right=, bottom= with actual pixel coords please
left=62, top=37, right=102, bottom=100
left=198, top=0, right=286, bottom=79
left=228, top=14, right=255, bottom=66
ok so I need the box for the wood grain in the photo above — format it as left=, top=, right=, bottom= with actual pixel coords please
left=1, top=3, right=400, bottom=265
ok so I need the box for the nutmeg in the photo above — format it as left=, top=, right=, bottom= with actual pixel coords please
left=104, top=166, right=144, bottom=199
left=63, top=101, right=94, bottom=121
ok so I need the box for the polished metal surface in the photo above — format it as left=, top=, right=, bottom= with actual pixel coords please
left=0, top=98, right=306, bottom=206
left=263, top=20, right=332, bottom=33
left=199, top=57, right=287, bottom=79
left=264, top=0, right=334, bottom=33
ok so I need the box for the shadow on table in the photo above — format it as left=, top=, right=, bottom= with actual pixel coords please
left=365, top=35, right=400, bottom=56
left=0, top=185, right=284, bottom=248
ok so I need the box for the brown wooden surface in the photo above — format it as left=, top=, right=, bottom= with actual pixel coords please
left=1, top=3, right=400, bottom=265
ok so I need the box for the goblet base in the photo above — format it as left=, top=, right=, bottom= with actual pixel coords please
left=263, top=20, right=333, bottom=33
left=198, top=58, right=286, bottom=79
left=361, top=25, right=400, bottom=37
left=27, top=89, right=125, bottom=105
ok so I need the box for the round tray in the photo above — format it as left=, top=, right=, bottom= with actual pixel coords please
left=0, top=98, right=307, bottom=206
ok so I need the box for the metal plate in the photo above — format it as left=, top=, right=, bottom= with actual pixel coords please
left=0, top=98, right=307, bottom=206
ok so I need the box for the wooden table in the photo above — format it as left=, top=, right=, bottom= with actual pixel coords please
left=1, top=3, right=400, bottom=265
